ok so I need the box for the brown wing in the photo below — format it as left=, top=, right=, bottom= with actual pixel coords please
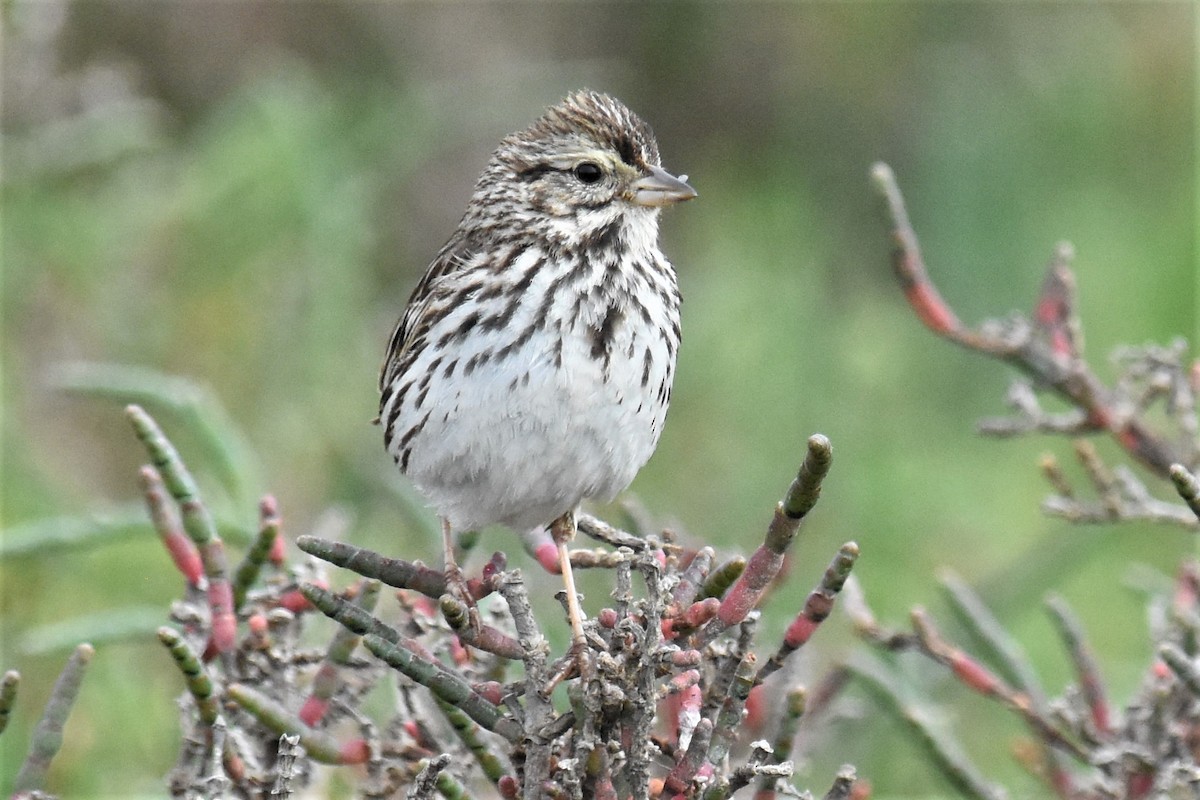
left=379, top=229, right=473, bottom=395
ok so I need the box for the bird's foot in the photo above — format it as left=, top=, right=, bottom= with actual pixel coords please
left=443, top=564, right=482, bottom=633
left=441, top=518, right=481, bottom=633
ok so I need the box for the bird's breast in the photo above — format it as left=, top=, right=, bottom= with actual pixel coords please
left=383, top=239, right=680, bottom=531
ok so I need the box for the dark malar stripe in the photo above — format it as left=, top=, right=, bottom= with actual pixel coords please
left=581, top=219, right=621, bottom=253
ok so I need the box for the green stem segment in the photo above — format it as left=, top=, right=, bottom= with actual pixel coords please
left=158, top=627, right=220, bottom=725
left=127, top=405, right=236, bottom=654
left=302, top=582, right=523, bottom=743
left=226, top=683, right=368, bottom=765
left=13, top=644, right=94, bottom=793
left=232, top=497, right=281, bottom=609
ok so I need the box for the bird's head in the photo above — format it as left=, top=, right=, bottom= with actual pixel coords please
left=467, top=90, right=696, bottom=238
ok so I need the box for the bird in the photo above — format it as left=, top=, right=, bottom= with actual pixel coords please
left=378, top=89, right=696, bottom=645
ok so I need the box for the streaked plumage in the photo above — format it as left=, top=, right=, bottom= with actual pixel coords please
left=380, top=89, right=694, bottom=559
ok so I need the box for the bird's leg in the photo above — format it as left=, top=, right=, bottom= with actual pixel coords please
left=441, top=518, right=480, bottom=629
left=549, top=511, right=587, bottom=651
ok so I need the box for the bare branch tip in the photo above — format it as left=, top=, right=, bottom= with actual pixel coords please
left=869, top=161, right=896, bottom=191
left=805, top=434, right=834, bottom=476
left=259, top=494, right=279, bottom=515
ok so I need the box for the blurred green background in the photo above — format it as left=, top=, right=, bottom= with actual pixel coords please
left=1, top=3, right=1194, bottom=797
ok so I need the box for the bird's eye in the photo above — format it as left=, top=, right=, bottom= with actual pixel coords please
left=573, top=162, right=604, bottom=185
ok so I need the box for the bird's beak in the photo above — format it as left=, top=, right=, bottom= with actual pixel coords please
left=632, top=165, right=697, bottom=207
